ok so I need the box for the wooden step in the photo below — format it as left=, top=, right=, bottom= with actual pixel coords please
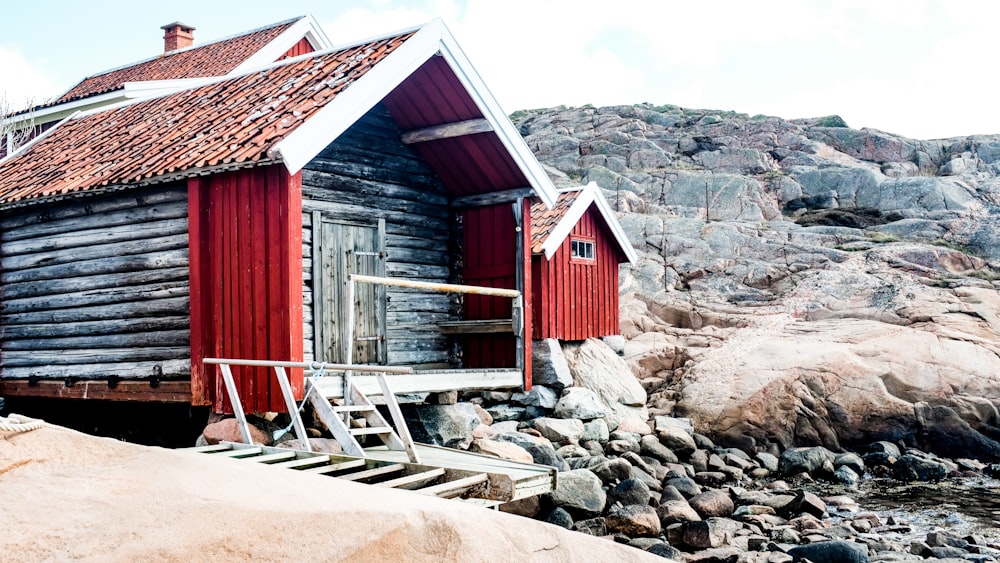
left=377, top=468, right=446, bottom=490
left=271, top=455, right=332, bottom=470
left=214, top=447, right=263, bottom=458
left=330, top=404, right=376, bottom=413
left=187, top=444, right=235, bottom=453
left=417, top=473, right=489, bottom=498
left=301, top=459, right=367, bottom=474
left=249, top=451, right=297, bottom=464
left=338, top=463, right=406, bottom=482
left=349, top=426, right=393, bottom=436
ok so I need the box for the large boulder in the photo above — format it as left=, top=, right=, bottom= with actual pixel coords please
left=563, top=338, right=648, bottom=431
left=554, top=387, right=608, bottom=420
left=532, top=338, right=574, bottom=391
left=403, top=403, right=481, bottom=449
left=546, top=469, right=607, bottom=517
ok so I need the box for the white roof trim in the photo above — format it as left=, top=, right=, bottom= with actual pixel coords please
left=267, top=20, right=446, bottom=173
left=269, top=18, right=559, bottom=207
left=0, top=111, right=80, bottom=166
left=433, top=22, right=557, bottom=208
left=540, top=182, right=638, bottom=264
left=233, top=14, right=332, bottom=73
left=3, top=90, right=127, bottom=127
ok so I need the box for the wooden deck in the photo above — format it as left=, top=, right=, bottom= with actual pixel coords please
left=364, top=442, right=555, bottom=501
left=308, top=368, right=523, bottom=399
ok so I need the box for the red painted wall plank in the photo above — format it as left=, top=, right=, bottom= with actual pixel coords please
left=188, top=165, right=304, bottom=413
left=531, top=206, right=623, bottom=341
left=462, top=204, right=516, bottom=368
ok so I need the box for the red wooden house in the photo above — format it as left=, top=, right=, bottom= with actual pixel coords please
left=0, top=17, right=635, bottom=414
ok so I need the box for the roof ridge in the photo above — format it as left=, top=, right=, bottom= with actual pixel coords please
left=75, top=16, right=308, bottom=83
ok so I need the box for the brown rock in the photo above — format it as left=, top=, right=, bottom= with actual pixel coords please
left=688, top=489, right=735, bottom=518
left=469, top=439, right=533, bottom=463
left=606, top=504, right=661, bottom=537
left=473, top=404, right=494, bottom=426
left=498, top=495, right=541, bottom=517
left=202, top=419, right=271, bottom=446
left=616, top=417, right=653, bottom=435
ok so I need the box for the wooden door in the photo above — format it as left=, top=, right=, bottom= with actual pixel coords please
left=311, top=215, right=386, bottom=364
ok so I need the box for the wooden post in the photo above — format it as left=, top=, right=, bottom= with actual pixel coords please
left=521, top=197, right=533, bottom=391
left=219, top=364, right=253, bottom=444
left=273, top=366, right=311, bottom=452
left=513, top=199, right=525, bottom=382
left=311, top=210, right=324, bottom=362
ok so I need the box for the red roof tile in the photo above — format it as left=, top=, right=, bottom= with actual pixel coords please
left=530, top=189, right=580, bottom=253
left=53, top=18, right=300, bottom=105
left=0, top=32, right=413, bottom=205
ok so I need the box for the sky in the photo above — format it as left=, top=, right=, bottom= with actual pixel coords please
left=0, top=0, right=997, bottom=140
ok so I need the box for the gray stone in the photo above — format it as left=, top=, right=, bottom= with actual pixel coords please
left=664, top=476, right=701, bottom=498
left=654, top=416, right=694, bottom=434
left=484, top=404, right=525, bottom=423
left=580, top=418, right=610, bottom=443
left=658, top=427, right=696, bottom=457
left=779, top=446, right=836, bottom=476
left=553, top=387, right=607, bottom=420
left=641, top=435, right=679, bottom=463
left=546, top=469, right=607, bottom=517
left=403, top=403, right=480, bottom=449
left=788, top=540, right=870, bottom=563
left=892, top=453, right=947, bottom=481
left=572, top=517, right=607, bottom=536
left=835, top=465, right=860, bottom=485
left=511, top=385, right=558, bottom=409
left=685, top=546, right=740, bottom=563
left=608, top=478, right=652, bottom=507
left=563, top=338, right=648, bottom=430
left=592, top=457, right=633, bottom=483
left=682, top=517, right=742, bottom=549
left=532, top=417, right=584, bottom=443
left=531, top=338, right=573, bottom=391
left=835, top=452, right=865, bottom=476
left=645, top=542, right=684, bottom=560
left=657, top=499, right=701, bottom=524
left=544, top=507, right=573, bottom=529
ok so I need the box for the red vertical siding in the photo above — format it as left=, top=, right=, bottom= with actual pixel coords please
left=462, top=204, right=516, bottom=368
left=188, top=165, right=304, bottom=413
left=279, top=38, right=314, bottom=60
left=531, top=207, right=621, bottom=341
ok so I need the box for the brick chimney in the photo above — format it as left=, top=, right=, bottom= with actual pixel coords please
left=161, top=22, right=195, bottom=52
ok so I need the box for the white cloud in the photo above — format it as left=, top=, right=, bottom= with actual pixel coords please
left=0, top=46, right=62, bottom=109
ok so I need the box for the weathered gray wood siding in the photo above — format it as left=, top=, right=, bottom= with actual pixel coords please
left=0, top=185, right=191, bottom=379
left=302, top=105, right=457, bottom=368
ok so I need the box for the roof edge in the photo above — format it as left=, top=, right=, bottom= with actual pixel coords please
left=433, top=21, right=558, bottom=208
left=267, top=20, right=445, bottom=173
left=46, top=16, right=310, bottom=107
left=231, top=14, right=333, bottom=73
left=541, top=182, right=638, bottom=265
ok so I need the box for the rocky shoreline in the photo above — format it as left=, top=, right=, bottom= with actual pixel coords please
left=198, top=337, right=1000, bottom=562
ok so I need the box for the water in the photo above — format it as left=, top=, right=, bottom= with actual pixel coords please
left=848, top=477, right=1000, bottom=544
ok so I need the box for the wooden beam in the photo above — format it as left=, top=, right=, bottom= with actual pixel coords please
left=0, top=379, right=192, bottom=402
left=438, top=319, right=514, bottom=334
left=350, top=274, right=520, bottom=298
left=450, top=188, right=535, bottom=210
left=400, top=118, right=493, bottom=144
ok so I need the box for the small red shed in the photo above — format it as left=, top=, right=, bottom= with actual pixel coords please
left=531, top=183, right=637, bottom=341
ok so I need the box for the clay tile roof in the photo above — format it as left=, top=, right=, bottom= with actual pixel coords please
left=51, top=18, right=302, bottom=105
left=0, top=32, right=414, bottom=205
left=530, top=189, right=581, bottom=253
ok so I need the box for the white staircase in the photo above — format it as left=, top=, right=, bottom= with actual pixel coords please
left=204, top=358, right=420, bottom=463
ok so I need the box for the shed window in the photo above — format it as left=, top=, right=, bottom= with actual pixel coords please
left=571, top=239, right=595, bottom=260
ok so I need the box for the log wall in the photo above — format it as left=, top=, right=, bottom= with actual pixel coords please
left=301, top=105, right=458, bottom=369
left=0, top=186, right=191, bottom=380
